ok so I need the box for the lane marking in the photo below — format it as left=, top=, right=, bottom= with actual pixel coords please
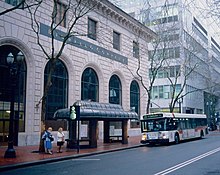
left=154, top=147, right=220, bottom=175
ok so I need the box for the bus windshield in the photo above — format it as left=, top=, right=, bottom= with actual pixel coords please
left=142, top=118, right=166, bottom=132
left=141, top=118, right=179, bottom=132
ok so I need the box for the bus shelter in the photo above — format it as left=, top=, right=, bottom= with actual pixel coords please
left=53, top=100, right=138, bottom=148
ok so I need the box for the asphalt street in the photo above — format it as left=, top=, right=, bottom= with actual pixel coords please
left=2, top=133, right=220, bottom=175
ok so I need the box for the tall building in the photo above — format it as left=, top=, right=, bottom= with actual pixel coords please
left=0, top=0, right=155, bottom=146
left=112, top=0, right=220, bottom=128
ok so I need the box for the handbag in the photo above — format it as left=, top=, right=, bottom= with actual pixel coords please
left=49, top=134, right=54, bottom=141
left=50, top=137, right=54, bottom=141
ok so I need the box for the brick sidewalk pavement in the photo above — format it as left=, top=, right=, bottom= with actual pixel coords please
left=0, top=135, right=142, bottom=171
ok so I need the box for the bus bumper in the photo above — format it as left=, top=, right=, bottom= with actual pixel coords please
left=141, top=139, right=169, bottom=144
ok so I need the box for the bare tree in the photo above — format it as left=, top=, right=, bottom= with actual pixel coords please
left=138, top=35, right=170, bottom=114
left=112, top=0, right=219, bottom=115
left=167, top=50, right=199, bottom=112
left=26, top=0, right=100, bottom=152
left=125, top=0, right=212, bottom=113
left=184, top=0, right=220, bottom=37
left=205, top=0, right=220, bottom=23
left=124, top=0, right=181, bottom=114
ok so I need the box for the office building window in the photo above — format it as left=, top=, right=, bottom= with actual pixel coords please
left=109, top=75, right=122, bottom=105
left=81, top=67, right=99, bottom=102
left=133, top=41, right=139, bottom=58
left=44, top=59, right=68, bottom=120
left=113, top=31, right=120, bottom=50
left=148, top=47, right=180, bottom=60
left=151, top=84, right=181, bottom=99
left=109, top=75, right=122, bottom=129
left=55, top=2, right=67, bottom=27
left=130, top=80, right=140, bottom=128
left=88, top=18, right=97, bottom=40
left=149, top=65, right=181, bottom=79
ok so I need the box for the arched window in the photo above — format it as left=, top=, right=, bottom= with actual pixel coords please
left=81, top=67, right=99, bottom=102
left=44, top=59, right=68, bottom=120
left=130, top=80, right=140, bottom=128
left=0, top=45, right=26, bottom=145
left=109, top=75, right=122, bottom=105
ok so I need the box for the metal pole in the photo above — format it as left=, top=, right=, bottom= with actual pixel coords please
left=4, top=68, right=16, bottom=158
left=77, top=118, right=80, bottom=153
left=14, top=65, right=21, bottom=145
left=76, top=105, right=80, bottom=153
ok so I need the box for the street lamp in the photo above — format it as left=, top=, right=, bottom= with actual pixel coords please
left=74, top=101, right=81, bottom=154
left=4, top=51, right=24, bottom=158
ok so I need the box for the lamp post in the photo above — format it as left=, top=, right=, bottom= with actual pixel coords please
left=206, top=101, right=215, bottom=130
left=74, top=101, right=81, bottom=154
left=4, top=51, right=24, bottom=158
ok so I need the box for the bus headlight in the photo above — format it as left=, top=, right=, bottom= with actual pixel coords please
left=142, top=133, right=147, bottom=141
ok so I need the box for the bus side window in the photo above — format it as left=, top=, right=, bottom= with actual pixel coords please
left=187, top=118, right=193, bottom=129
left=192, top=118, right=196, bottom=128
left=179, top=119, right=185, bottom=130
left=167, top=119, right=178, bottom=130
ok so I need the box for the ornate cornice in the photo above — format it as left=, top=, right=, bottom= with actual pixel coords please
left=96, top=0, right=157, bottom=42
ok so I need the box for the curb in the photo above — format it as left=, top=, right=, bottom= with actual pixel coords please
left=0, top=144, right=143, bottom=172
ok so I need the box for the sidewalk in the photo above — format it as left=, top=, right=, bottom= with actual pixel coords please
left=0, top=135, right=142, bottom=172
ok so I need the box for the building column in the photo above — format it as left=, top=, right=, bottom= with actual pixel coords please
left=122, top=120, right=128, bottom=144
left=104, top=121, right=110, bottom=143
left=89, top=119, right=98, bottom=148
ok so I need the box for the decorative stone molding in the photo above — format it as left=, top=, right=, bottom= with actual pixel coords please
left=96, top=0, right=157, bottom=41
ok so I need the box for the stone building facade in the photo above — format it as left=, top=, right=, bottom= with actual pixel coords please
left=0, top=0, right=155, bottom=146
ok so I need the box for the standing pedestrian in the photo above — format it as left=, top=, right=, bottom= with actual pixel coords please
left=42, top=127, right=54, bottom=154
left=57, top=127, right=65, bottom=153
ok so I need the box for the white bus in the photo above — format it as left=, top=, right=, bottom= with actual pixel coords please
left=140, top=113, right=208, bottom=145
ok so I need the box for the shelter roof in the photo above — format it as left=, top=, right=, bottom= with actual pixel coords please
left=53, top=100, right=138, bottom=121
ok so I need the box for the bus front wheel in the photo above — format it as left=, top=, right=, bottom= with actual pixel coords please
left=174, top=134, right=179, bottom=144
left=200, top=130, right=204, bottom=138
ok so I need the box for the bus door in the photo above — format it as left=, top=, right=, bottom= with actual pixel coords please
left=186, top=119, right=195, bottom=138
left=166, top=118, right=178, bottom=142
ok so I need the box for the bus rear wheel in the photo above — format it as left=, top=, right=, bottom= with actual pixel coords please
left=174, top=134, right=179, bottom=144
